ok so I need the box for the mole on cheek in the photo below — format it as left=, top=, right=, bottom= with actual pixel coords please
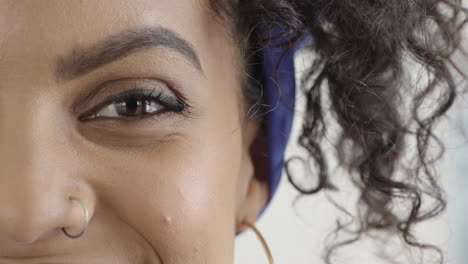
left=161, top=215, right=172, bottom=225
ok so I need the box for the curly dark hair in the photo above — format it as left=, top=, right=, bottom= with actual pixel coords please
left=209, top=1, right=467, bottom=263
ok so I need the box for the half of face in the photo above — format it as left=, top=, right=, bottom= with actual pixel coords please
left=0, top=0, right=269, bottom=263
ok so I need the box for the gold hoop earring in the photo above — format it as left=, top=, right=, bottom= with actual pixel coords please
left=242, top=220, right=275, bottom=264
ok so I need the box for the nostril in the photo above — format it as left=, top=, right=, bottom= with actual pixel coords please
left=0, top=194, right=74, bottom=244
left=0, top=198, right=69, bottom=244
left=5, top=217, right=63, bottom=245
left=20, top=227, right=68, bottom=244
left=0, top=178, right=96, bottom=245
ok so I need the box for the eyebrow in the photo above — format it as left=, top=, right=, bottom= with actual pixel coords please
left=54, top=25, right=203, bottom=82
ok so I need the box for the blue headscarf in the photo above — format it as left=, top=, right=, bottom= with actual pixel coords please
left=258, top=27, right=311, bottom=217
left=235, top=26, right=311, bottom=236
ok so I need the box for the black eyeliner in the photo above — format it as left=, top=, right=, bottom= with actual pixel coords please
left=106, top=88, right=186, bottom=112
left=78, top=88, right=187, bottom=121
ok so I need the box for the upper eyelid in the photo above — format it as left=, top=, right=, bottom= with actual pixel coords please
left=96, top=88, right=162, bottom=107
left=74, top=78, right=177, bottom=110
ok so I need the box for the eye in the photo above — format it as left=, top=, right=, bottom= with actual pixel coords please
left=79, top=88, right=186, bottom=121
left=95, top=96, right=163, bottom=118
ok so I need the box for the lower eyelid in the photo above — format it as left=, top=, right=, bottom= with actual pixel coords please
left=76, top=115, right=186, bottom=149
left=80, top=109, right=177, bottom=123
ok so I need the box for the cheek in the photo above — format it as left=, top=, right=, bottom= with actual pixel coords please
left=77, top=87, right=244, bottom=262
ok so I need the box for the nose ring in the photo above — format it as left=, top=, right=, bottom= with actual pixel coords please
left=61, top=196, right=89, bottom=239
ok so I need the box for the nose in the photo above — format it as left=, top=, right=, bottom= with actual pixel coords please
left=0, top=98, right=95, bottom=244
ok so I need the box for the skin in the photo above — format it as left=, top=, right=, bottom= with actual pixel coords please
left=0, top=1, right=270, bottom=263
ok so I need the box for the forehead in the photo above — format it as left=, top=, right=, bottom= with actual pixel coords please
left=0, top=0, right=233, bottom=83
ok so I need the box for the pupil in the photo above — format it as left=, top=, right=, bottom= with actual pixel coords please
left=126, top=99, right=139, bottom=114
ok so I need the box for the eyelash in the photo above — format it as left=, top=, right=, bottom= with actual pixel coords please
left=78, top=88, right=187, bottom=122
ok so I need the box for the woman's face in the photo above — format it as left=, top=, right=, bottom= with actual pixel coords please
left=0, top=1, right=269, bottom=263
